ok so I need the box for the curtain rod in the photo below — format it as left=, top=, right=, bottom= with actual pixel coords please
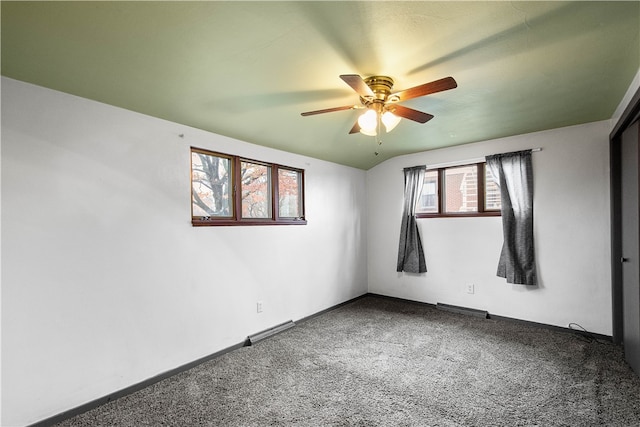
left=418, top=148, right=542, bottom=170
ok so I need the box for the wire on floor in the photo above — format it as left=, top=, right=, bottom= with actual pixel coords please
left=568, top=323, right=608, bottom=344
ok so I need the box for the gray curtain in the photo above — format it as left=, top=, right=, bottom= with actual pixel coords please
left=486, top=150, right=537, bottom=286
left=397, top=166, right=427, bottom=273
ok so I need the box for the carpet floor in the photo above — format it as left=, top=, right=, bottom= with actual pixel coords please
left=55, top=295, right=640, bottom=426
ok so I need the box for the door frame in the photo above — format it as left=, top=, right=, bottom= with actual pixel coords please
left=610, top=85, right=640, bottom=344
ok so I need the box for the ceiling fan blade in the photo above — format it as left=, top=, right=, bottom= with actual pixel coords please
left=392, top=77, right=457, bottom=102
left=349, top=121, right=361, bottom=134
left=390, top=105, right=434, bottom=123
left=301, top=105, right=356, bottom=116
left=340, top=74, right=375, bottom=98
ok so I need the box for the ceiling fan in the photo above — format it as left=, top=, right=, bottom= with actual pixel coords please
left=301, top=74, right=457, bottom=136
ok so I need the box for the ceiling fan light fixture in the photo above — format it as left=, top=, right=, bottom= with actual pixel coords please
left=359, top=127, right=377, bottom=137
left=358, top=109, right=378, bottom=134
left=382, top=111, right=401, bottom=132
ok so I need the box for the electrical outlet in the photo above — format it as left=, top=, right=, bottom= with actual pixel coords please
left=256, top=301, right=263, bottom=313
left=466, top=283, right=475, bottom=294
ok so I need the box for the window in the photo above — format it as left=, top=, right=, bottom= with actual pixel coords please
left=241, top=161, right=272, bottom=219
left=416, top=162, right=501, bottom=218
left=191, top=151, right=232, bottom=218
left=191, top=147, right=306, bottom=226
left=278, top=168, right=303, bottom=218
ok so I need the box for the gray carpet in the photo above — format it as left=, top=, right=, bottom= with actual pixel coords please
left=56, top=295, right=640, bottom=426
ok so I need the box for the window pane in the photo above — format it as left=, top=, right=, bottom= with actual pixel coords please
left=485, top=165, right=502, bottom=210
left=417, top=170, right=439, bottom=213
left=444, top=165, right=478, bottom=213
left=191, top=151, right=232, bottom=217
left=278, top=169, right=302, bottom=218
left=241, top=161, right=272, bottom=219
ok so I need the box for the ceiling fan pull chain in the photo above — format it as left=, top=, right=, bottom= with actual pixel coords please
left=375, top=115, right=383, bottom=156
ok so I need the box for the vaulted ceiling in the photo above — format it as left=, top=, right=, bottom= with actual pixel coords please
left=2, top=1, right=639, bottom=169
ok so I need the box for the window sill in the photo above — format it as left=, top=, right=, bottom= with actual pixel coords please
left=192, top=218, right=307, bottom=227
left=416, top=211, right=501, bottom=219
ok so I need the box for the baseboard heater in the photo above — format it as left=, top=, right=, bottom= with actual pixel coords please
left=437, top=303, right=488, bottom=319
left=245, top=320, right=296, bottom=346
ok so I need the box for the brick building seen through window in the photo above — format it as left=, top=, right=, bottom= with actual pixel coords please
left=417, top=163, right=501, bottom=217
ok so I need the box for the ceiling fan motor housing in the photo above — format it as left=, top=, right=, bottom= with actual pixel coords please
left=362, top=76, right=395, bottom=107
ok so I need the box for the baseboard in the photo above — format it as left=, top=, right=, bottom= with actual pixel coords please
left=29, top=292, right=610, bottom=426
left=295, top=293, right=369, bottom=324
left=488, top=314, right=612, bottom=342
left=245, top=294, right=372, bottom=345
left=367, top=292, right=611, bottom=341
left=28, top=341, right=245, bottom=427
left=366, top=292, right=437, bottom=308
left=29, top=293, right=369, bottom=427
left=437, top=302, right=488, bottom=318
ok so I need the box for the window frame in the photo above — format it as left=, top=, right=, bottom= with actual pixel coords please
left=416, top=162, right=501, bottom=218
left=239, top=158, right=273, bottom=220
left=276, top=167, right=305, bottom=219
left=191, top=147, right=306, bottom=226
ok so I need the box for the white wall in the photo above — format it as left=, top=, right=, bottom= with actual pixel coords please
left=0, top=77, right=368, bottom=426
left=367, top=121, right=612, bottom=335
